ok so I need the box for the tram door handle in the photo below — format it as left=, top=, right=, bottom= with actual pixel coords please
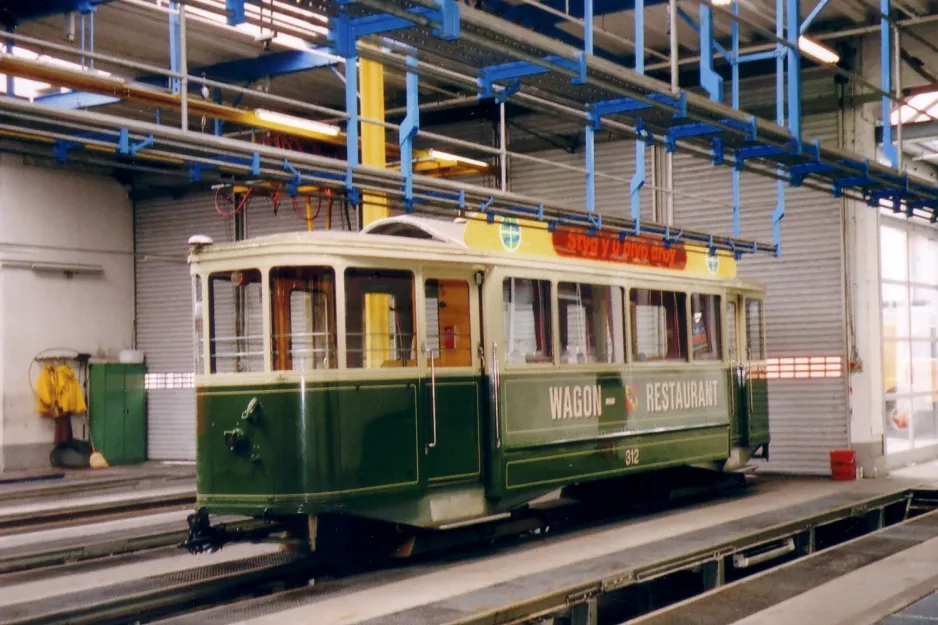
left=425, top=345, right=438, bottom=452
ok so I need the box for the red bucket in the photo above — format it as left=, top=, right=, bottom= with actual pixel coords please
left=829, top=449, right=857, bottom=481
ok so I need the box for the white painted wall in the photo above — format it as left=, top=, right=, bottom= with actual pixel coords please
left=0, top=155, right=135, bottom=472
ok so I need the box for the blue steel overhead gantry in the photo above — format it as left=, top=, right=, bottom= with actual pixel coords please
left=305, top=0, right=938, bottom=256
left=0, top=0, right=933, bottom=257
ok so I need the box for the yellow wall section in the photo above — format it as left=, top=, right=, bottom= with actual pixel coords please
left=461, top=213, right=737, bottom=279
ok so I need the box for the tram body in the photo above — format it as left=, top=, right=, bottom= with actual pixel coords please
left=188, top=213, right=769, bottom=538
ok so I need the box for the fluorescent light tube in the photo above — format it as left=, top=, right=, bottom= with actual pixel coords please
left=254, top=109, right=340, bottom=136
left=798, top=36, right=839, bottom=64
left=711, top=0, right=732, bottom=6
left=429, top=149, right=488, bottom=168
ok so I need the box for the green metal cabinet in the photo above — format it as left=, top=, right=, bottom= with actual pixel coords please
left=90, top=363, right=147, bottom=465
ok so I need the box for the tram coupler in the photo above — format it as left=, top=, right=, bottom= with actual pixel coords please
left=182, top=507, right=283, bottom=554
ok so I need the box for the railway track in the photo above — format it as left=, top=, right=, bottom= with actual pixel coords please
left=0, top=514, right=264, bottom=576
left=0, top=471, right=750, bottom=625
left=5, top=477, right=933, bottom=625
left=145, top=484, right=938, bottom=625
left=0, top=487, right=196, bottom=535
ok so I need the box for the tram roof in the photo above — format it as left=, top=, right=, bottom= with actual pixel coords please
left=188, top=213, right=755, bottom=285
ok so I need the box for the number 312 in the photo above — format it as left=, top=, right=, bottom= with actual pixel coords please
left=624, top=448, right=640, bottom=466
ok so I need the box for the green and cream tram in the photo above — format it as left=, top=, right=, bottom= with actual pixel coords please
left=187, top=212, right=768, bottom=550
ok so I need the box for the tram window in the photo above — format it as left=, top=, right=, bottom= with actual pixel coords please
left=503, top=278, right=552, bottom=365
left=746, top=298, right=766, bottom=360
left=209, top=269, right=264, bottom=373
left=346, top=268, right=416, bottom=369
left=691, top=294, right=722, bottom=361
left=425, top=279, right=472, bottom=367
left=558, top=283, right=624, bottom=364
left=270, top=267, right=336, bottom=371
left=629, top=289, right=687, bottom=362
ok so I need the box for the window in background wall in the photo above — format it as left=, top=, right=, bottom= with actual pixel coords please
left=503, top=278, right=552, bottom=365
left=209, top=269, right=264, bottom=373
left=881, top=223, right=938, bottom=454
left=557, top=283, right=624, bottom=364
left=629, top=289, right=687, bottom=362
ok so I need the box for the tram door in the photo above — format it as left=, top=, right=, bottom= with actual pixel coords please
left=421, top=273, right=483, bottom=485
left=727, top=293, right=769, bottom=446
left=743, top=297, right=770, bottom=444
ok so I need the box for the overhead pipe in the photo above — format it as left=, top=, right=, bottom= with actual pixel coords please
left=0, top=93, right=783, bottom=251
left=0, top=52, right=488, bottom=178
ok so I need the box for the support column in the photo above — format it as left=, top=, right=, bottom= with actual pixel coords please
left=845, top=40, right=885, bottom=475
left=361, top=58, right=388, bottom=225
left=360, top=57, right=390, bottom=367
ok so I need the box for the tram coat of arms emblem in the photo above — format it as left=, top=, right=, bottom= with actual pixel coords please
left=625, top=384, right=639, bottom=414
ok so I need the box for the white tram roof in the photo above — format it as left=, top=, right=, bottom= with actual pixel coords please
left=187, top=213, right=758, bottom=289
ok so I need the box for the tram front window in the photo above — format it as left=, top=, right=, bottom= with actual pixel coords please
left=270, top=267, right=337, bottom=371
left=209, top=269, right=263, bottom=373
left=346, top=268, right=416, bottom=369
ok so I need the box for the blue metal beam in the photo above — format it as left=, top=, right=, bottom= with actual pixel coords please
left=698, top=4, right=723, bottom=102
left=732, top=1, right=741, bottom=238
left=678, top=8, right=733, bottom=64
left=786, top=0, right=801, bottom=145
left=35, top=49, right=339, bottom=109
left=881, top=0, right=897, bottom=168
left=1, top=0, right=112, bottom=24
left=799, top=0, right=832, bottom=34
left=400, top=55, right=419, bottom=210
left=774, top=0, right=786, bottom=255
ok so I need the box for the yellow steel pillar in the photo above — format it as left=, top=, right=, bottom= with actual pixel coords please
left=360, top=58, right=391, bottom=367
left=361, top=58, right=389, bottom=225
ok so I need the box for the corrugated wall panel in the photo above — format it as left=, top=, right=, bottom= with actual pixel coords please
left=135, top=192, right=234, bottom=460
left=245, top=193, right=359, bottom=237
left=672, top=112, right=849, bottom=474
left=510, top=139, right=655, bottom=222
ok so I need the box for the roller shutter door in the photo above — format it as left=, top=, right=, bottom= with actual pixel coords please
left=135, top=192, right=234, bottom=460
left=244, top=193, right=359, bottom=237
left=510, top=138, right=655, bottom=222
left=671, top=112, right=849, bottom=474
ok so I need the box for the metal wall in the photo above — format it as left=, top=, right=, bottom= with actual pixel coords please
left=134, top=191, right=234, bottom=460
left=510, top=137, right=655, bottom=222
left=671, top=112, right=849, bottom=474
left=244, top=193, right=359, bottom=237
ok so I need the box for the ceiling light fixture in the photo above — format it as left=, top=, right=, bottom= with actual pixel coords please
left=798, top=36, right=839, bottom=64
left=429, top=149, right=488, bottom=168
left=254, top=109, right=341, bottom=136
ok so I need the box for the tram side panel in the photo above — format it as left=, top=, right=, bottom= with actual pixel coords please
left=197, top=378, right=427, bottom=516
left=484, top=369, right=732, bottom=498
